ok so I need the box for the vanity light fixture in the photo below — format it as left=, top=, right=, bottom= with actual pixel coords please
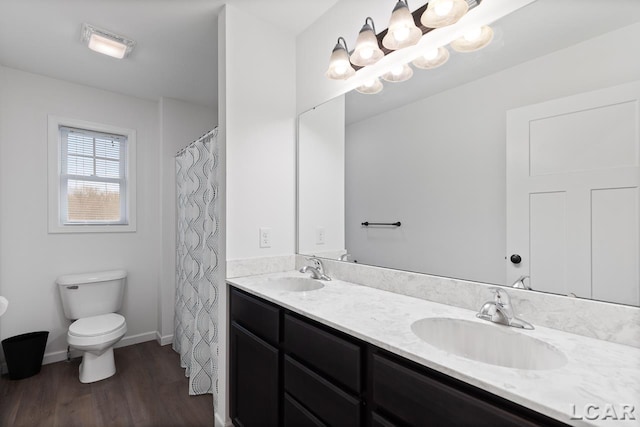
left=326, top=37, right=356, bottom=80
left=382, top=0, right=422, bottom=50
left=382, top=63, right=414, bottom=82
left=350, top=17, right=385, bottom=67
left=81, top=23, right=136, bottom=59
left=450, top=25, right=494, bottom=52
left=326, top=0, right=499, bottom=94
left=412, top=46, right=450, bottom=69
left=421, top=0, right=469, bottom=28
left=355, top=78, right=384, bottom=94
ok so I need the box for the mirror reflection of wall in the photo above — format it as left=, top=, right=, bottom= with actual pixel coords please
left=298, top=0, right=640, bottom=306
left=298, top=95, right=346, bottom=258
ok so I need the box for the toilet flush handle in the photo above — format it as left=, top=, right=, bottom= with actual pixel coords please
left=67, top=285, right=79, bottom=290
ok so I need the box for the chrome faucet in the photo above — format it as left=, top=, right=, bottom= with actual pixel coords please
left=299, top=257, right=331, bottom=281
left=476, top=288, right=533, bottom=330
left=511, top=275, right=531, bottom=290
left=338, top=253, right=350, bottom=261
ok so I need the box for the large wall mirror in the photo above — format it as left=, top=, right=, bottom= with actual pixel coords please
left=298, top=0, right=640, bottom=307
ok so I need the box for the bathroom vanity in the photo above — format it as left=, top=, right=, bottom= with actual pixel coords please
left=227, top=272, right=640, bottom=427
left=230, top=286, right=566, bottom=426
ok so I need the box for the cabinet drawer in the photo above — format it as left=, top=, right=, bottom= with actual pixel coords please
left=284, top=355, right=361, bottom=427
left=230, top=287, right=279, bottom=345
left=230, top=323, right=279, bottom=427
left=372, top=353, right=543, bottom=427
left=284, top=313, right=362, bottom=393
left=284, top=393, right=325, bottom=427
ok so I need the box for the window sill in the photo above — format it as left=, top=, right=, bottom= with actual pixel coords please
left=48, top=223, right=136, bottom=234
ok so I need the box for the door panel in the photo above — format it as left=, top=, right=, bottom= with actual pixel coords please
left=507, top=81, right=640, bottom=305
left=591, top=187, right=639, bottom=304
left=529, top=192, right=569, bottom=295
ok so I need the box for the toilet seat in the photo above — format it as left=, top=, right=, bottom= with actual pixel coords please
left=68, top=313, right=127, bottom=350
left=69, top=313, right=126, bottom=337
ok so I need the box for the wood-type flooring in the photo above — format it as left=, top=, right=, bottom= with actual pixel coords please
left=0, top=340, right=214, bottom=427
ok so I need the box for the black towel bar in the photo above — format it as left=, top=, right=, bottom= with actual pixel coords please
left=361, top=221, right=401, bottom=227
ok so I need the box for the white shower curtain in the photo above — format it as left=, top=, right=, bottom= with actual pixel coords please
left=173, top=128, right=220, bottom=403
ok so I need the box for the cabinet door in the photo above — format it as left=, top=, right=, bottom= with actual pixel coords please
left=230, top=322, right=279, bottom=427
left=371, top=353, right=551, bottom=427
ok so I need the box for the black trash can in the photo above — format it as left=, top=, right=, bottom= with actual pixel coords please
left=2, top=331, right=49, bottom=380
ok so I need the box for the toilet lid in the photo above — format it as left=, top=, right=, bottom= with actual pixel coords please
left=69, top=313, right=126, bottom=337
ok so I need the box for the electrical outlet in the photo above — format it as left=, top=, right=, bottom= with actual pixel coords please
left=316, top=227, right=326, bottom=245
left=259, top=227, right=272, bottom=248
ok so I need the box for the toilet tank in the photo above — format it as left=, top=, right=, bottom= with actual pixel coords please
left=57, top=270, right=127, bottom=319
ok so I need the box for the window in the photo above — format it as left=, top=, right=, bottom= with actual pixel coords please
left=48, top=117, right=136, bottom=233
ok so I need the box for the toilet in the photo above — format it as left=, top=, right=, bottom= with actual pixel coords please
left=57, top=270, right=127, bottom=383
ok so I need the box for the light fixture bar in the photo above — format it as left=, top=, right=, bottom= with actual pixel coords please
left=81, top=23, right=136, bottom=59
left=329, top=0, right=535, bottom=95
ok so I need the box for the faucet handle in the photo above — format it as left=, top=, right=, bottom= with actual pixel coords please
left=305, top=256, right=324, bottom=272
left=512, top=275, right=531, bottom=290
left=489, top=287, right=512, bottom=306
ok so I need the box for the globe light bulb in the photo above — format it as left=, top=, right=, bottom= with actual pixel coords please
left=464, top=27, right=482, bottom=42
left=360, top=48, right=373, bottom=60
left=422, top=48, right=439, bottom=60
left=393, top=27, right=410, bottom=42
left=434, top=0, right=454, bottom=17
left=334, top=63, right=348, bottom=76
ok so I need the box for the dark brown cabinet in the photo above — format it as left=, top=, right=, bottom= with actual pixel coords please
left=230, top=323, right=279, bottom=427
left=284, top=355, right=361, bottom=426
left=230, top=288, right=281, bottom=427
left=369, top=351, right=561, bottom=427
left=229, top=286, right=568, bottom=427
left=284, top=313, right=362, bottom=394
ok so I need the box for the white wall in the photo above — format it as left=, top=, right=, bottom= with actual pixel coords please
left=224, top=7, right=297, bottom=261
left=218, top=3, right=297, bottom=425
left=344, top=23, right=640, bottom=285
left=158, top=97, right=217, bottom=344
left=298, top=95, right=345, bottom=256
left=0, top=66, right=160, bottom=362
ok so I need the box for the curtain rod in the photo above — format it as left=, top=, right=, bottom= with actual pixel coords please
left=175, top=126, right=218, bottom=157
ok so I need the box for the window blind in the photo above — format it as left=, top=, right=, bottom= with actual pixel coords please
left=59, top=126, right=128, bottom=224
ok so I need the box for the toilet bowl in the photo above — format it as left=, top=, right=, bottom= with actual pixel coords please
left=68, top=313, right=127, bottom=383
left=57, top=270, right=127, bottom=383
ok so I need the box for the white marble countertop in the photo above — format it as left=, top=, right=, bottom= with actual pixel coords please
left=228, top=271, right=640, bottom=427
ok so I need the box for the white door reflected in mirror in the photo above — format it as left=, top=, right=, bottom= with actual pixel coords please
left=506, top=82, right=640, bottom=306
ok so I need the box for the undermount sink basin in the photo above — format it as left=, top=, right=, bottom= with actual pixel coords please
left=262, top=277, right=325, bottom=292
left=411, top=317, right=567, bottom=370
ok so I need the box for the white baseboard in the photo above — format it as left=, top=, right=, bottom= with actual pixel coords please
left=1, top=330, right=168, bottom=375
left=39, top=331, right=158, bottom=367
left=155, top=331, right=174, bottom=346
left=115, top=331, right=157, bottom=349
left=215, top=412, right=232, bottom=427
left=42, top=348, right=79, bottom=366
